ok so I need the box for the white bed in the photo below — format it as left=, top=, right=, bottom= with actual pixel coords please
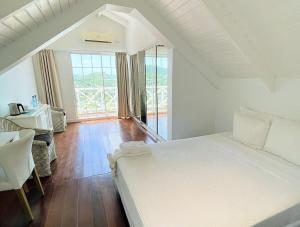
left=114, top=133, right=300, bottom=227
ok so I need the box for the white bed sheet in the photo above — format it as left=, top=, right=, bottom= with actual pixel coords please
left=115, top=133, right=300, bottom=227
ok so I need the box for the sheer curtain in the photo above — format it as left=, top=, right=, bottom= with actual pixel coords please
left=115, top=52, right=131, bottom=119
left=33, top=49, right=63, bottom=108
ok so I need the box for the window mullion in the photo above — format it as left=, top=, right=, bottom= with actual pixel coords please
left=101, top=57, right=106, bottom=114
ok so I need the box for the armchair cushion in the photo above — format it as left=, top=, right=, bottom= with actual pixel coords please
left=34, top=133, right=52, bottom=146
left=51, top=107, right=66, bottom=115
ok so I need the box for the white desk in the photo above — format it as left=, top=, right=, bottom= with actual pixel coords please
left=6, top=104, right=53, bottom=130
left=0, top=132, right=19, bottom=146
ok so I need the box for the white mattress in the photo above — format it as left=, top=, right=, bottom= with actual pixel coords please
left=115, top=133, right=300, bottom=227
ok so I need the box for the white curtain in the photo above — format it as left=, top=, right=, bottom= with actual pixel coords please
left=137, top=51, right=146, bottom=121
left=129, top=54, right=141, bottom=117
left=116, top=52, right=131, bottom=119
left=33, top=49, right=63, bottom=108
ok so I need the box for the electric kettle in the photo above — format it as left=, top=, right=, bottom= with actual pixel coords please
left=8, top=103, right=25, bottom=116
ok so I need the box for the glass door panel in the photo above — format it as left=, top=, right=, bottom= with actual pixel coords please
left=157, top=46, right=168, bottom=140
left=145, top=47, right=157, bottom=133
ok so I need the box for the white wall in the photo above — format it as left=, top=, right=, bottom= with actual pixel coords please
left=50, top=15, right=128, bottom=122
left=126, top=18, right=159, bottom=54
left=49, top=15, right=127, bottom=52
left=215, top=78, right=300, bottom=132
left=125, top=15, right=217, bottom=140
left=0, top=58, right=37, bottom=116
left=171, top=50, right=216, bottom=139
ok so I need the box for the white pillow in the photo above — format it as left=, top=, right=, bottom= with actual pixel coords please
left=264, top=117, right=300, bottom=165
left=233, top=112, right=271, bottom=149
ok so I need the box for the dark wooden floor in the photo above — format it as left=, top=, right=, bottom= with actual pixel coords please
left=0, top=119, right=154, bottom=227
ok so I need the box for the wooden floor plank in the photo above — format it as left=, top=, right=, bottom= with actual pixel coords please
left=0, top=119, right=151, bottom=227
left=60, top=180, right=79, bottom=227
left=77, top=178, right=94, bottom=227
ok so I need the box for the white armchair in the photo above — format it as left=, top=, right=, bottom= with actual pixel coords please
left=0, top=129, right=44, bottom=222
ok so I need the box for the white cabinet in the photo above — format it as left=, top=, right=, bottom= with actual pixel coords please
left=6, top=104, right=53, bottom=130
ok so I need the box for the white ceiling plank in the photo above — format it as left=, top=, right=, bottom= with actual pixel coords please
left=1, top=21, right=21, bottom=37
left=48, top=0, right=61, bottom=14
left=172, top=0, right=200, bottom=19
left=0, top=23, right=15, bottom=40
left=37, top=0, right=54, bottom=18
left=3, top=17, right=25, bottom=32
left=58, top=0, right=63, bottom=12
left=130, top=0, right=220, bottom=88
left=0, top=0, right=33, bottom=19
left=147, top=0, right=261, bottom=81
left=165, top=0, right=191, bottom=15
left=0, top=0, right=133, bottom=74
left=34, top=2, right=48, bottom=22
left=154, top=0, right=173, bottom=8
left=25, top=9, right=39, bottom=26
left=13, top=15, right=31, bottom=31
left=60, top=0, right=70, bottom=10
left=201, top=0, right=277, bottom=91
left=26, top=4, right=44, bottom=25
left=46, top=0, right=56, bottom=16
left=15, top=10, right=36, bottom=30
left=0, top=33, right=11, bottom=45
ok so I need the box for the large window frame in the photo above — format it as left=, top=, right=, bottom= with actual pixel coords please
left=70, top=52, right=118, bottom=119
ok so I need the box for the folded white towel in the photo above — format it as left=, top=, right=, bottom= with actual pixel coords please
left=107, top=141, right=151, bottom=176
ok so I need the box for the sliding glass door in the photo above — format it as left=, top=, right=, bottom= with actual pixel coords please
left=144, top=46, right=168, bottom=140
left=156, top=46, right=168, bottom=139
left=145, top=47, right=157, bottom=133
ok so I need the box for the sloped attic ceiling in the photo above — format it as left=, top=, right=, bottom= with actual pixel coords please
left=148, top=0, right=259, bottom=79
left=204, top=0, right=300, bottom=79
left=0, top=0, right=78, bottom=47
left=148, top=0, right=300, bottom=81
left=0, top=0, right=220, bottom=88
left=1, top=0, right=300, bottom=89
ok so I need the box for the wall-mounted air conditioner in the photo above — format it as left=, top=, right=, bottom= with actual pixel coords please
left=81, top=32, right=113, bottom=43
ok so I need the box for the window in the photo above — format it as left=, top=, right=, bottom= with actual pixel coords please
left=71, top=53, right=118, bottom=119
